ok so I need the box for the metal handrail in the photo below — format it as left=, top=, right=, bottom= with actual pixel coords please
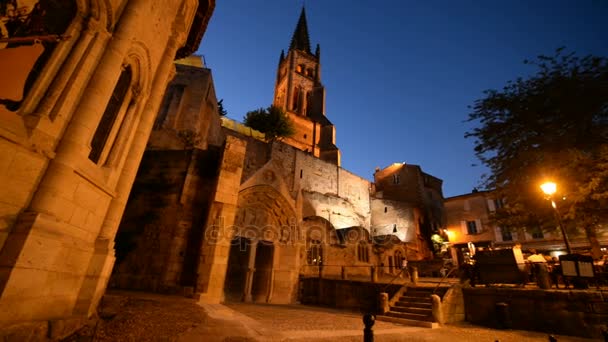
left=433, top=266, right=459, bottom=294
left=381, top=267, right=408, bottom=293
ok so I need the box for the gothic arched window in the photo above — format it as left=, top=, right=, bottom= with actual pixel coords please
left=307, top=239, right=322, bottom=266
left=357, top=241, right=369, bottom=263
left=292, top=86, right=301, bottom=112
left=394, top=250, right=404, bottom=270
left=89, top=66, right=133, bottom=163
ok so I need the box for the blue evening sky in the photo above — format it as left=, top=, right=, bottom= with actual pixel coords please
left=197, top=0, right=608, bottom=198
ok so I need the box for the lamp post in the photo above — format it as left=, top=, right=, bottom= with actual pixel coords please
left=540, top=182, right=572, bottom=254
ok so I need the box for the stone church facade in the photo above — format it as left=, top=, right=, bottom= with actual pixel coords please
left=0, top=0, right=215, bottom=337
left=111, top=9, right=446, bottom=306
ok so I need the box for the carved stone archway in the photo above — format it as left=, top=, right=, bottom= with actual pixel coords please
left=226, top=185, right=299, bottom=303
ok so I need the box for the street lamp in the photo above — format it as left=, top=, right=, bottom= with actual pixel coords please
left=540, top=181, right=572, bottom=254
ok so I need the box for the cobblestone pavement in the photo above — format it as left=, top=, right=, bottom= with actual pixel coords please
left=221, top=302, right=595, bottom=342
left=65, top=291, right=597, bottom=342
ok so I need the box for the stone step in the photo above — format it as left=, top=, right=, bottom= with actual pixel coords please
left=407, top=287, right=450, bottom=295
left=386, top=311, right=434, bottom=322
left=393, top=301, right=431, bottom=309
left=398, top=296, right=432, bottom=304
left=377, top=315, right=439, bottom=328
left=403, top=291, right=432, bottom=298
left=390, top=306, right=432, bottom=315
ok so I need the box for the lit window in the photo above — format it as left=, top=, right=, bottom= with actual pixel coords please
left=307, top=240, right=322, bottom=265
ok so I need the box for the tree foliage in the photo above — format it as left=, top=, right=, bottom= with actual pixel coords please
left=217, top=99, right=227, bottom=116
left=244, top=105, right=295, bottom=142
left=466, top=48, right=608, bottom=255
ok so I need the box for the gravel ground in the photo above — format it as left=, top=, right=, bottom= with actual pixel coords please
left=63, top=292, right=206, bottom=342
left=63, top=291, right=598, bottom=342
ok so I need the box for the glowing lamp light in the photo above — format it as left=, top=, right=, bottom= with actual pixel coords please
left=540, top=182, right=557, bottom=196
left=540, top=180, right=572, bottom=254
left=444, top=228, right=455, bottom=239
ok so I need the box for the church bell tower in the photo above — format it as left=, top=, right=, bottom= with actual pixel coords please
left=273, top=8, right=341, bottom=166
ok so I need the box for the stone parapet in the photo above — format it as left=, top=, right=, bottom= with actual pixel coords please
left=463, top=287, right=608, bottom=338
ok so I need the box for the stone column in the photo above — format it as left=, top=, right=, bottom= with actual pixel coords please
left=196, top=136, right=247, bottom=304
left=266, top=245, right=277, bottom=303
left=243, top=240, right=258, bottom=302
left=72, top=32, right=184, bottom=316
left=0, top=0, right=156, bottom=325
left=56, top=0, right=148, bottom=161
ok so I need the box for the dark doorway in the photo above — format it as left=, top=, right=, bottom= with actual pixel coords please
left=224, top=237, right=250, bottom=301
left=251, top=241, right=274, bottom=302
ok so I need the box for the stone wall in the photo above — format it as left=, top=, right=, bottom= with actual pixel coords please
left=299, top=278, right=402, bottom=313
left=0, top=0, right=215, bottom=329
left=445, top=192, right=497, bottom=245
left=294, top=150, right=371, bottom=229
left=111, top=150, right=191, bottom=292
left=463, top=287, right=608, bottom=338
left=374, top=163, right=423, bottom=204
left=149, top=57, right=223, bottom=151
left=371, top=198, right=415, bottom=242
left=110, top=148, right=221, bottom=294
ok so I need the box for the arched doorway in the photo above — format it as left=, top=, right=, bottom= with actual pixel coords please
left=251, top=241, right=274, bottom=302
left=223, top=238, right=275, bottom=303
left=224, top=237, right=251, bottom=301
left=224, top=185, right=298, bottom=303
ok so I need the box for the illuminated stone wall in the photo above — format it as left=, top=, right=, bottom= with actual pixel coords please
left=0, top=0, right=215, bottom=336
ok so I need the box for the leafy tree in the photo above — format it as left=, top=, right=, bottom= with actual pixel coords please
left=217, top=99, right=227, bottom=116
left=466, top=48, right=608, bottom=258
left=244, top=105, right=295, bottom=142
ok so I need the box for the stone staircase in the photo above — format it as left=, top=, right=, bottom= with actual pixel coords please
left=377, top=286, right=449, bottom=328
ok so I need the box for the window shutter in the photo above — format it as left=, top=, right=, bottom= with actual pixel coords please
left=460, top=221, right=468, bottom=235
left=511, top=231, right=518, bottom=241
left=475, top=219, right=482, bottom=233
left=487, top=199, right=496, bottom=212
left=494, top=226, right=503, bottom=242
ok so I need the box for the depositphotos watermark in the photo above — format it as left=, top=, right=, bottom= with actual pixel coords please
left=201, top=216, right=392, bottom=249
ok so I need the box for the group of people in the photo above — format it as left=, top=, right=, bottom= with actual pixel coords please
left=526, top=249, right=608, bottom=288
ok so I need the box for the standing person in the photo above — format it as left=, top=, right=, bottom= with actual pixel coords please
left=528, top=250, right=549, bottom=288
left=527, top=249, right=547, bottom=263
left=402, top=258, right=409, bottom=279
left=549, top=257, right=561, bottom=288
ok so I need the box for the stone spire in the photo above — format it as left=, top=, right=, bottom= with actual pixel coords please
left=289, top=7, right=311, bottom=54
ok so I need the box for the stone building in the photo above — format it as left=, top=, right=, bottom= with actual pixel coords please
left=111, top=9, right=444, bottom=306
left=272, top=8, right=340, bottom=166
left=372, top=163, right=445, bottom=258
left=0, top=0, right=215, bottom=336
left=444, top=189, right=608, bottom=264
